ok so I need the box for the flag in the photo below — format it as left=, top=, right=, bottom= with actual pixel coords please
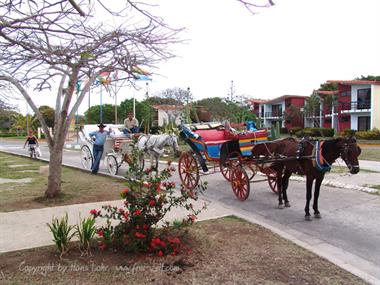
left=132, top=65, right=152, bottom=81
left=97, top=72, right=111, bottom=86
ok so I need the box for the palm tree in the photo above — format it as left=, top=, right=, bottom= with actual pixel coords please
left=304, top=92, right=321, bottom=127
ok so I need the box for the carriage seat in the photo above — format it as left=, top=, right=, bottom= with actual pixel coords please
left=193, top=129, right=229, bottom=146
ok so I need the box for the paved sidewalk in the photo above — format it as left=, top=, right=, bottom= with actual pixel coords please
left=0, top=197, right=232, bottom=253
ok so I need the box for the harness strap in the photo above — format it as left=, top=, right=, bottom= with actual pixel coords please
left=313, top=141, right=331, bottom=172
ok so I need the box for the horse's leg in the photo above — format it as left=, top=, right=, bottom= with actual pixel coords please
left=154, top=154, right=159, bottom=172
left=305, top=175, right=314, bottom=221
left=277, top=169, right=284, bottom=209
left=282, top=169, right=292, bottom=207
left=313, top=174, right=324, bottom=218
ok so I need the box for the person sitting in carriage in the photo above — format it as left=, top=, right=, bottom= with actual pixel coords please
left=123, top=112, right=139, bottom=134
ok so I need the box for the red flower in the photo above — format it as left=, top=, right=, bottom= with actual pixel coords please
left=134, top=209, right=142, bottom=216
left=171, top=250, right=177, bottom=256
left=135, top=232, right=146, bottom=238
left=143, top=224, right=149, bottom=231
left=97, top=230, right=104, bottom=237
left=90, top=209, right=98, bottom=215
left=188, top=214, right=196, bottom=222
left=151, top=237, right=161, bottom=247
left=98, top=242, right=107, bottom=251
left=149, top=200, right=156, bottom=207
left=123, top=212, right=129, bottom=220
left=122, top=188, right=129, bottom=194
left=160, top=240, right=166, bottom=247
left=157, top=250, right=163, bottom=257
left=168, top=237, right=181, bottom=244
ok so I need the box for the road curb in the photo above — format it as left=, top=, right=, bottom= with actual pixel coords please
left=289, top=175, right=379, bottom=194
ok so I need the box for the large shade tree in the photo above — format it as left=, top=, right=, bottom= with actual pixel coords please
left=0, top=0, right=182, bottom=198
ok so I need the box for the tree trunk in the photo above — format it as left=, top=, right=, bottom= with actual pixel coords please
left=45, top=146, right=64, bottom=198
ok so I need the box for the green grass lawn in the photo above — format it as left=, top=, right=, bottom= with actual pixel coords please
left=358, top=148, right=380, bottom=161
left=0, top=152, right=127, bottom=212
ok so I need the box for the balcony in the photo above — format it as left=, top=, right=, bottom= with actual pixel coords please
left=264, top=111, right=283, bottom=119
left=340, top=101, right=371, bottom=113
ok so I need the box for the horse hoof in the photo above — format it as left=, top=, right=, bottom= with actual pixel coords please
left=285, top=202, right=291, bottom=207
left=278, top=204, right=284, bottom=209
left=305, top=215, right=312, bottom=221
left=314, top=213, right=322, bottom=219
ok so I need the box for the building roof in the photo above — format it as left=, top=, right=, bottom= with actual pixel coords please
left=247, top=99, right=267, bottom=104
left=265, top=95, right=308, bottom=104
left=317, top=90, right=338, bottom=95
left=152, top=104, right=184, bottom=110
left=327, top=80, right=380, bottom=86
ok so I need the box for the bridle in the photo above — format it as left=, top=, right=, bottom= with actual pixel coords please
left=340, top=141, right=360, bottom=172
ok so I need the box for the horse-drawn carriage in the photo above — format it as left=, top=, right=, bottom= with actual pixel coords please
left=79, top=124, right=143, bottom=175
left=178, top=122, right=281, bottom=200
left=179, top=122, right=362, bottom=220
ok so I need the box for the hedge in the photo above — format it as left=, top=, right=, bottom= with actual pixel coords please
left=355, top=129, right=380, bottom=140
left=294, top=128, right=334, bottom=138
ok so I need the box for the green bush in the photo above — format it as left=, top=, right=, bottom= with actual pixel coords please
left=319, top=128, right=334, bottom=137
left=355, top=129, right=380, bottom=140
left=340, top=129, right=356, bottom=137
left=0, top=133, right=20, bottom=137
left=294, top=128, right=334, bottom=138
left=289, top=127, right=302, bottom=135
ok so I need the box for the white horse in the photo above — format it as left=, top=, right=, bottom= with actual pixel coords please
left=137, top=133, right=180, bottom=170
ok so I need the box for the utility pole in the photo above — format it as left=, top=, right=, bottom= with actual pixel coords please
left=145, top=82, right=149, bottom=99
left=186, top=87, right=191, bottom=124
left=230, top=80, right=235, bottom=102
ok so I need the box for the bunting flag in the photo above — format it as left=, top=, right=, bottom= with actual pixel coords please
left=132, top=65, right=152, bottom=81
left=97, top=72, right=111, bottom=86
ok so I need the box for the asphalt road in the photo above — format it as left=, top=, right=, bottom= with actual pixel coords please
left=1, top=138, right=380, bottom=283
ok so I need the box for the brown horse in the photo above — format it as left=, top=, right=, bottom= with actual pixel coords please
left=252, top=136, right=361, bottom=220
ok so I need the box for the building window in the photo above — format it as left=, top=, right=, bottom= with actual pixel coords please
left=358, top=116, right=370, bottom=131
left=357, top=88, right=371, bottom=109
left=272, top=104, right=282, bottom=117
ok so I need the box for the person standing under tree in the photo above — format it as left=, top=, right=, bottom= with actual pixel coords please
left=89, top=123, right=111, bottom=174
left=123, top=112, right=139, bottom=134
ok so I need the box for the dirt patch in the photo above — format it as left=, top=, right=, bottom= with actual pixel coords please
left=0, top=216, right=367, bottom=285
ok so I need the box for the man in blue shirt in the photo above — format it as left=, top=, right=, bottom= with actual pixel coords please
left=89, top=123, right=110, bottom=174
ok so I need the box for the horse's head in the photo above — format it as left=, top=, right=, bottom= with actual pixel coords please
left=169, top=134, right=181, bottom=157
left=338, top=137, right=361, bottom=174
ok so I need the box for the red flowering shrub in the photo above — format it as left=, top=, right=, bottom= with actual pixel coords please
left=91, top=141, right=207, bottom=256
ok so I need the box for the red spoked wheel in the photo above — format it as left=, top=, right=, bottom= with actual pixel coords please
left=220, top=151, right=241, bottom=182
left=178, top=152, right=200, bottom=190
left=266, top=169, right=278, bottom=194
left=230, top=166, right=250, bottom=201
